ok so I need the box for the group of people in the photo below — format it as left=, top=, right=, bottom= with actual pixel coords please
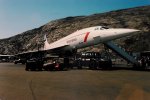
left=139, top=56, right=150, bottom=68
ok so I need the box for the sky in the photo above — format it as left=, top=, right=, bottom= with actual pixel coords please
left=0, top=0, right=150, bottom=39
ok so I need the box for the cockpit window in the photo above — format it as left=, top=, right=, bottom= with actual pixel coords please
left=94, top=26, right=109, bottom=30
left=101, top=26, right=109, bottom=29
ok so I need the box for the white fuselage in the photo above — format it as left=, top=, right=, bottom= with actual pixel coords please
left=44, top=26, right=139, bottom=51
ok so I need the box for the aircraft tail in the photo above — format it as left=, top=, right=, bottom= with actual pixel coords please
left=44, top=34, right=50, bottom=50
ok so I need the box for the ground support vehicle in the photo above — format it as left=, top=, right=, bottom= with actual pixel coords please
left=25, top=51, right=44, bottom=71
left=43, top=58, right=65, bottom=71
left=25, top=58, right=43, bottom=71
left=14, top=59, right=26, bottom=64
left=74, top=52, right=112, bottom=70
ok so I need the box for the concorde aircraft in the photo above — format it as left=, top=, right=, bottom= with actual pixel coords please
left=15, top=26, right=140, bottom=70
left=43, top=26, right=139, bottom=56
left=15, top=26, right=140, bottom=62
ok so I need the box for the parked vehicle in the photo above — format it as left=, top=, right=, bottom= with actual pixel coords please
left=74, top=51, right=112, bottom=70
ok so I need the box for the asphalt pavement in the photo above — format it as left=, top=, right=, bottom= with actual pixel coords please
left=0, top=63, right=150, bottom=100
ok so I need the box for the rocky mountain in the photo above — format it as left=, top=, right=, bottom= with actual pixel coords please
left=0, top=5, right=150, bottom=55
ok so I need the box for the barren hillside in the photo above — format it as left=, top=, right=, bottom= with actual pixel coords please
left=0, top=5, right=150, bottom=54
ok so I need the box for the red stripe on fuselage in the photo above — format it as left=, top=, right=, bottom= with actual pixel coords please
left=84, top=32, right=90, bottom=42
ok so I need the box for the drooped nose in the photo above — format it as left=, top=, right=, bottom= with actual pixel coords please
left=112, top=28, right=140, bottom=39
left=114, top=29, right=140, bottom=34
left=102, top=28, right=140, bottom=42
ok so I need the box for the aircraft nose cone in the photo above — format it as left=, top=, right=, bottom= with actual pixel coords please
left=122, top=29, right=140, bottom=33
left=115, top=29, right=140, bottom=34
left=105, top=28, right=140, bottom=41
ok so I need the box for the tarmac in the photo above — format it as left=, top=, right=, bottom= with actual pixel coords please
left=0, top=63, right=150, bottom=100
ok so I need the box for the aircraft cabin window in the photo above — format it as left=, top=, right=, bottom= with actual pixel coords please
left=100, top=27, right=104, bottom=30
left=94, top=27, right=99, bottom=30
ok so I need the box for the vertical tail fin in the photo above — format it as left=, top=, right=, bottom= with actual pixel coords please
left=44, top=34, right=47, bottom=42
left=43, top=34, right=50, bottom=50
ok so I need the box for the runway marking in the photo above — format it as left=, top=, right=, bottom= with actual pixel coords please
left=29, top=80, right=36, bottom=100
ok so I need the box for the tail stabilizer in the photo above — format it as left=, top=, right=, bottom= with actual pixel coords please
left=44, top=34, right=50, bottom=50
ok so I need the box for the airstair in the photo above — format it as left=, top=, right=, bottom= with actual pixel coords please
left=104, top=41, right=138, bottom=65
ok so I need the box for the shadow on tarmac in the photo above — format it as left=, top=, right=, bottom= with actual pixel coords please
left=107, top=64, right=150, bottom=72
